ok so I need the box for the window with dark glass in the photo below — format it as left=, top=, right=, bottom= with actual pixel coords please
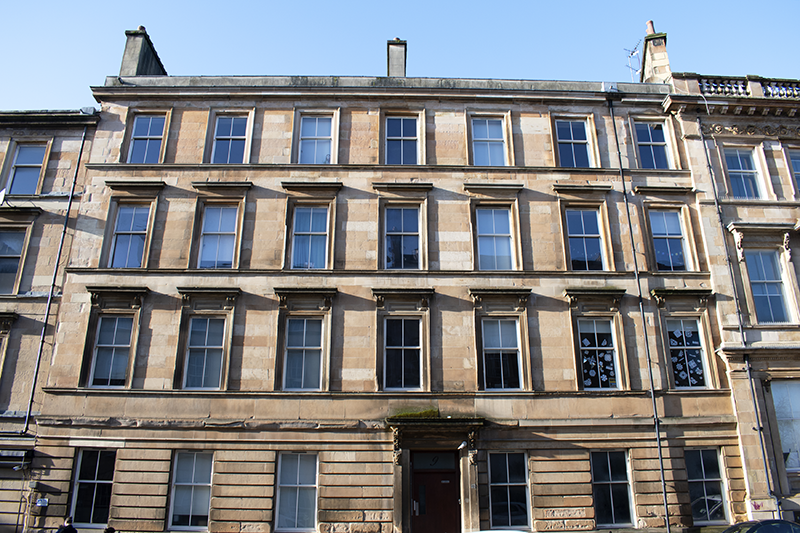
left=386, top=117, right=417, bottom=165
left=489, top=452, right=528, bottom=528
left=635, top=123, right=669, bottom=169
left=110, top=206, right=149, bottom=268
left=184, top=317, right=225, bottom=389
left=481, top=318, right=521, bottom=389
left=384, top=317, right=420, bottom=389
left=212, top=116, right=247, bottom=164
left=745, top=250, right=788, bottom=323
left=666, top=319, right=705, bottom=387
left=566, top=209, right=604, bottom=270
left=8, top=144, right=46, bottom=195
left=649, top=210, right=686, bottom=271
left=578, top=319, right=617, bottom=389
left=0, top=231, right=25, bottom=294
left=556, top=120, right=590, bottom=168
left=128, top=115, right=165, bottom=164
left=170, top=451, right=212, bottom=528
left=385, top=207, right=419, bottom=269
left=685, top=449, right=726, bottom=523
left=73, top=449, right=116, bottom=525
left=91, top=316, right=133, bottom=387
left=591, top=451, right=632, bottom=526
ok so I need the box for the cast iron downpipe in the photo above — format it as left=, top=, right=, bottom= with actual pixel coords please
left=22, top=124, right=89, bottom=434
left=696, top=117, right=779, bottom=517
left=607, top=94, right=671, bottom=532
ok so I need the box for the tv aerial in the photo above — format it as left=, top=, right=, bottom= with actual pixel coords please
left=624, top=39, right=642, bottom=82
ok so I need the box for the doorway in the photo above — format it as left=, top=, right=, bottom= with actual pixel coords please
left=411, top=452, right=460, bottom=533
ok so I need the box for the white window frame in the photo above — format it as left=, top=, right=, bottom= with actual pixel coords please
left=198, top=204, right=239, bottom=269
left=169, top=451, right=213, bottom=530
left=475, top=207, right=514, bottom=271
left=3, top=140, right=51, bottom=196
left=488, top=452, right=530, bottom=529
left=770, top=381, right=800, bottom=475
left=127, top=114, right=166, bottom=164
left=723, top=147, right=763, bottom=200
left=633, top=121, right=672, bottom=170
left=786, top=149, right=800, bottom=200
left=293, top=110, right=340, bottom=165
left=384, top=115, right=420, bottom=165
left=384, top=205, right=421, bottom=270
left=290, top=205, right=330, bottom=270
left=554, top=118, right=593, bottom=168
left=648, top=209, right=690, bottom=272
left=205, top=109, right=254, bottom=164
left=468, top=113, right=513, bottom=166
left=183, top=316, right=226, bottom=390
left=0, top=227, right=29, bottom=294
left=577, top=318, right=620, bottom=390
left=89, top=315, right=134, bottom=388
left=71, top=449, right=116, bottom=526
left=480, top=318, right=523, bottom=390
left=590, top=450, right=634, bottom=527
left=383, top=316, right=422, bottom=390
left=108, top=204, right=151, bottom=268
left=276, top=453, right=318, bottom=532
left=283, top=316, right=324, bottom=391
left=744, top=249, right=791, bottom=324
left=685, top=448, right=728, bottom=525
left=565, top=208, right=606, bottom=271
left=664, top=318, right=709, bottom=389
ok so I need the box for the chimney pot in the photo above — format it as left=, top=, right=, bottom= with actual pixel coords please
left=138, top=25, right=146, bottom=31
left=646, top=20, right=655, bottom=35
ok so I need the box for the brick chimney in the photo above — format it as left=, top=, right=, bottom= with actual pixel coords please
left=119, top=26, right=167, bottom=77
left=639, top=20, right=671, bottom=84
left=387, top=38, right=407, bottom=77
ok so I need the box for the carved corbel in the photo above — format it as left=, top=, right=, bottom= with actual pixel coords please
left=278, top=294, right=288, bottom=309
left=468, top=430, right=477, bottom=465
left=610, top=295, right=622, bottom=312
left=418, top=296, right=429, bottom=310
left=223, top=294, right=236, bottom=310
left=652, top=293, right=667, bottom=308
left=181, top=293, right=192, bottom=307
left=91, top=292, right=102, bottom=308
left=732, top=229, right=745, bottom=262
left=566, top=294, right=580, bottom=308
left=698, top=294, right=710, bottom=308
left=784, top=232, right=792, bottom=262
left=132, top=293, right=143, bottom=309
left=322, top=295, right=332, bottom=310
left=375, top=295, right=385, bottom=309
left=516, top=294, right=528, bottom=311
left=471, top=293, right=483, bottom=309
left=392, top=427, right=402, bottom=465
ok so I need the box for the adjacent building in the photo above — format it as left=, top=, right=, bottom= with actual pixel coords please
left=4, top=22, right=800, bottom=533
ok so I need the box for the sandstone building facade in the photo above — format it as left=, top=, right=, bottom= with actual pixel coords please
left=4, top=24, right=800, bottom=533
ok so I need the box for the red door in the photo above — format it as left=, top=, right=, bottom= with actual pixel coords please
left=411, top=454, right=460, bottom=533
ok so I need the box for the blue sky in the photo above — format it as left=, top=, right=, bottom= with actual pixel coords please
left=2, top=0, right=798, bottom=110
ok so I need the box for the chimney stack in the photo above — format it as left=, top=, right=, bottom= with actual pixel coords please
left=119, top=26, right=167, bottom=77
left=640, top=20, right=671, bottom=84
left=387, top=38, right=407, bottom=77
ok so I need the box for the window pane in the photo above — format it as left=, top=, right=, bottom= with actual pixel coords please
left=280, top=454, right=298, bottom=484
left=15, top=145, right=46, bottom=165
left=387, top=118, right=402, bottom=137
left=9, top=167, right=40, bottom=194
left=216, top=117, right=232, bottom=137
left=298, top=454, right=316, bottom=484
left=287, top=319, right=306, bottom=347
left=305, top=319, right=322, bottom=347
left=278, top=487, right=298, bottom=528
left=386, top=139, right=401, bottom=164
left=473, top=142, right=489, bottom=166
left=490, top=453, right=508, bottom=483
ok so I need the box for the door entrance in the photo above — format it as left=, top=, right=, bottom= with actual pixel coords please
left=411, top=452, right=460, bottom=533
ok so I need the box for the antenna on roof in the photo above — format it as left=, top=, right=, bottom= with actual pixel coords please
left=624, top=39, right=642, bottom=82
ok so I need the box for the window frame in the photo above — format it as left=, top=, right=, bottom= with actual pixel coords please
left=275, top=452, right=318, bottom=532
left=743, top=249, right=793, bottom=324
left=102, top=181, right=165, bottom=270
left=204, top=108, right=255, bottom=164
left=787, top=148, right=800, bottom=200
left=469, top=200, right=522, bottom=272
left=720, top=145, right=771, bottom=200
left=467, top=112, right=514, bottom=167
left=0, top=224, right=33, bottom=295
left=590, top=450, right=634, bottom=527
left=381, top=110, right=426, bottom=165
left=123, top=109, right=172, bottom=164
left=1, top=138, right=53, bottom=196
left=71, top=448, right=117, bottom=527
left=768, top=381, right=800, bottom=480
left=282, top=315, right=325, bottom=391
left=575, top=317, right=621, bottom=391
left=88, top=314, right=136, bottom=389
left=174, top=288, right=239, bottom=391
left=562, top=204, right=612, bottom=271
left=168, top=451, right=214, bottom=531
left=274, top=289, right=335, bottom=392
left=81, top=287, right=147, bottom=389
left=197, top=204, right=240, bottom=269
left=487, top=451, right=530, bottom=529
left=645, top=205, right=695, bottom=272
left=373, top=183, right=432, bottom=271
left=292, top=109, right=340, bottom=165
left=663, top=317, right=711, bottom=389
left=105, top=201, right=157, bottom=269
left=480, top=317, right=523, bottom=391
left=188, top=198, right=245, bottom=270
left=632, top=119, right=673, bottom=170
left=382, top=204, right=424, bottom=270
left=685, top=448, right=728, bottom=525
left=552, top=115, right=599, bottom=168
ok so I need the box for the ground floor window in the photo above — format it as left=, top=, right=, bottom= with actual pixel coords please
left=73, top=449, right=116, bottom=525
left=591, top=451, right=632, bottom=526
left=277, top=453, right=318, bottom=530
left=488, top=452, right=529, bottom=527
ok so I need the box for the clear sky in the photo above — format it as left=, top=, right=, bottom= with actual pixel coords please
left=2, top=0, right=798, bottom=111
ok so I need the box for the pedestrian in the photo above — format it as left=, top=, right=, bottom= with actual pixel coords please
left=56, top=517, right=77, bottom=533
left=104, top=527, right=115, bottom=533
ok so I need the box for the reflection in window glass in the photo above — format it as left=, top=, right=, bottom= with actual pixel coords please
left=591, top=451, right=631, bottom=526
left=285, top=318, right=322, bottom=390
left=745, top=250, right=788, bottom=323
left=686, top=449, right=726, bottom=523
left=73, top=449, right=116, bottom=525
left=111, top=206, right=150, bottom=268
left=299, top=116, right=332, bottom=164
left=472, top=119, right=505, bottom=166
left=171, top=452, right=212, bottom=528
left=482, top=319, right=520, bottom=389
left=292, top=207, right=328, bottom=269
left=185, top=317, right=225, bottom=389
left=384, top=318, right=421, bottom=389
left=129, top=115, right=165, bottom=164
left=666, top=319, right=705, bottom=387
left=9, top=144, right=46, bottom=195
left=578, top=319, right=617, bottom=389
left=635, top=123, right=669, bottom=169
left=0, top=231, right=24, bottom=294
left=489, top=452, right=528, bottom=527
left=213, top=116, right=247, bottom=164
left=556, top=120, right=590, bottom=168
left=92, top=316, right=133, bottom=387
left=476, top=208, right=512, bottom=270
left=278, top=453, right=317, bottom=530
left=566, top=209, right=603, bottom=270
left=385, top=207, right=419, bottom=269
left=772, top=381, right=800, bottom=474
left=386, top=117, right=417, bottom=165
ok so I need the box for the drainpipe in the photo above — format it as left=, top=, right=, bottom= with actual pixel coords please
left=606, top=94, right=671, bottom=532
left=696, top=118, right=779, bottom=517
left=22, top=124, right=89, bottom=434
